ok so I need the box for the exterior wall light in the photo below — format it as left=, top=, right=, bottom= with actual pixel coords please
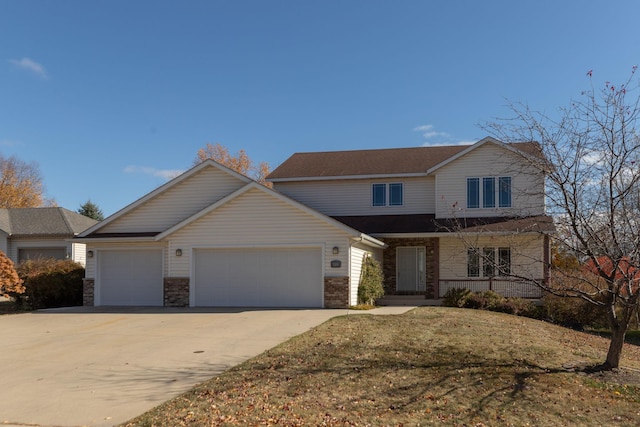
left=175, top=249, right=183, bottom=257
left=87, top=250, right=94, bottom=258
left=332, top=246, right=339, bottom=254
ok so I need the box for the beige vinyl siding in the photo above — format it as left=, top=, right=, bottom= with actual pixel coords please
left=274, top=176, right=435, bottom=216
left=166, top=188, right=354, bottom=277
left=101, top=167, right=246, bottom=233
left=71, top=243, right=87, bottom=266
left=349, top=244, right=368, bottom=306
left=85, top=242, right=167, bottom=278
left=434, top=143, right=545, bottom=218
left=439, top=234, right=544, bottom=281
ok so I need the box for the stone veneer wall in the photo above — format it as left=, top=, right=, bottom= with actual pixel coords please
left=324, top=276, right=349, bottom=308
left=381, top=237, right=438, bottom=298
left=82, top=278, right=95, bottom=306
left=163, top=277, right=190, bottom=307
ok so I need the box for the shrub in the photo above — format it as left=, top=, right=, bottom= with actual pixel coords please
left=0, top=250, right=24, bottom=297
left=357, top=256, right=384, bottom=306
left=461, top=290, right=504, bottom=310
left=442, top=287, right=471, bottom=307
left=542, top=292, right=607, bottom=330
left=15, top=259, right=85, bottom=309
left=491, top=297, right=539, bottom=317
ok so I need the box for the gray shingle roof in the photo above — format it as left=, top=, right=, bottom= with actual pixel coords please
left=267, top=141, right=542, bottom=180
left=0, top=207, right=99, bottom=237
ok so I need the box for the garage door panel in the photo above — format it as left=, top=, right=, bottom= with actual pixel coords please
left=99, top=250, right=163, bottom=306
left=194, top=247, right=322, bottom=307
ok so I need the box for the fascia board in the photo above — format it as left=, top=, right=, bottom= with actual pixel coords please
left=373, top=231, right=545, bottom=239
left=71, top=236, right=157, bottom=243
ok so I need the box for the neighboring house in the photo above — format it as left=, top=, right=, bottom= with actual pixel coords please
left=77, top=136, right=554, bottom=308
left=0, top=207, right=98, bottom=266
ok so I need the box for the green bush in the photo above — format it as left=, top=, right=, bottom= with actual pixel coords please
left=442, top=288, right=471, bottom=307
left=15, top=259, right=85, bottom=309
left=542, top=292, right=607, bottom=330
left=491, top=297, right=540, bottom=317
left=461, top=290, right=504, bottom=310
left=443, top=288, right=540, bottom=319
left=357, top=256, right=384, bottom=306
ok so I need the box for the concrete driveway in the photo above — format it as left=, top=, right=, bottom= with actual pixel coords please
left=0, top=306, right=411, bottom=427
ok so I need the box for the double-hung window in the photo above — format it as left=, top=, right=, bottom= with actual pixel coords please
left=467, top=176, right=512, bottom=209
left=372, top=183, right=403, bottom=207
left=467, top=247, right=511, bottom=277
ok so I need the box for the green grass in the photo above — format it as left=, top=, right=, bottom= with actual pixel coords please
left=122, top=307, right=640, bottom=427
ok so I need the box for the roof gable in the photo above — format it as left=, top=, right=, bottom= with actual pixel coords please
left=267, top=137, right=542, bottom=181
left=157, top=182, right=385, bottom=248
left=426, top=137, right=542, bottom=174
left=79, top=160, right=252, bottom=237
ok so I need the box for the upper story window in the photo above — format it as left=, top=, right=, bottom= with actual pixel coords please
left=372, top=183, right=403, bottom=207
left=467, top=176, right=512, bottom=209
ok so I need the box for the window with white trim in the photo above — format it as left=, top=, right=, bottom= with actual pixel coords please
left=372, top=183, right=403, bottom=207
left=467, top=247, right=511, bottom=277
left=467, top=176, right=512, bottom=209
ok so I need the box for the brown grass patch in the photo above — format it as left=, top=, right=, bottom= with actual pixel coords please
left=122, top=307, right=640, bottom=426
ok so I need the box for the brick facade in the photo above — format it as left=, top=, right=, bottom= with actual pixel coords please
left=381, top=237, right=439, bottom=298
left=163, top=277, right=190, bottom=307
left=324, top=276, right=349, bottom=308
left=83, top=278, right=95, bottom=306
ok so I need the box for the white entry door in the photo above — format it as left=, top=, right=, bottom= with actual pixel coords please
left=396, top=247, right=426, bottom=292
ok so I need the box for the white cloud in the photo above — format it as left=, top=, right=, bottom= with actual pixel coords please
left=420, top=140, right=474, bottom=147
left=413, top=124, right=473, bottom=146
left=8, top=57, right=48, bottom=79
left=0, top=139, right=22, bottom=147
left=124, top=165, right=184, bottom=180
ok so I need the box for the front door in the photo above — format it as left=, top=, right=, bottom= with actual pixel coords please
left=396, top=246, right=426, bottom=292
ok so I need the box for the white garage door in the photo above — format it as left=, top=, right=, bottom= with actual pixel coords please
left=194, top=247, right=323, bottom=307
left=98, top=250, right=163, bottom=306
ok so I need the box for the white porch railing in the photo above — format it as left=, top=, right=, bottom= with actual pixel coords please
left=438, top=279, right=543, bottom=299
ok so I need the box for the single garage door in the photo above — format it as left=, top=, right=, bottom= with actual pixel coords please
left=98, top=249, right=163, bottom=306
left=194, top=247, right=323, bottom=307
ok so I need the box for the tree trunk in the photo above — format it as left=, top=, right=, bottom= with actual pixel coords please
left=603, top=324, right=626, bottom=369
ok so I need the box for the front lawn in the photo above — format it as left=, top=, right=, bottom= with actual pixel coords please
left=123, top=307, right=640, bottom=426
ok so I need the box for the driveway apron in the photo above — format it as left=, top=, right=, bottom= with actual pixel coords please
left=0, top=307, right=375, bottom=427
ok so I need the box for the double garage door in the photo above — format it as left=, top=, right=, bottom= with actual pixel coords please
left=194, top=247, right=323, bottom=307
left=97, top=247, right=323, bottom=307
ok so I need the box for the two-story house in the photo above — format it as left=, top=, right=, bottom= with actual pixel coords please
left=77, top=137, right=553, bottom=308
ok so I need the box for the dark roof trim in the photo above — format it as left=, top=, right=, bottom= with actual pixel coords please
left=331, top=214, right=555, bottom=235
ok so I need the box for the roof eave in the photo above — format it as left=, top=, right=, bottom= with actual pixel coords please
left=268, top=172, right=428, bottom=183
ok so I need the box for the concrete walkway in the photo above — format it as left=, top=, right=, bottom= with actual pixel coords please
left=0, top=305, right=415, bottom=427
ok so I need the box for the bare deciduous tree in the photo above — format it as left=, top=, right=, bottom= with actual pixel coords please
left=486, top=67, right=640, bottom=370
left=194, top=143, right=271, bottom=187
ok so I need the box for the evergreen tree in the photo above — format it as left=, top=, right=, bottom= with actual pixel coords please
left=78, top=199, right=104, bottom=221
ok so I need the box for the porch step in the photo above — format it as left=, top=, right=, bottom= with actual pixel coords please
left=377, top=295, right=442, bottom=307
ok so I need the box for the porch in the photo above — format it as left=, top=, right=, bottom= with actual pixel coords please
left=438, top=278, right=543, bottom=299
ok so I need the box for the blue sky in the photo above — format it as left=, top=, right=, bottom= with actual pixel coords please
left=2, top=1, right=640, bottom=216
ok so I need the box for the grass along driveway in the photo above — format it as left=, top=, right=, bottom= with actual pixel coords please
left=123, top=307, right=640, bottom=426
